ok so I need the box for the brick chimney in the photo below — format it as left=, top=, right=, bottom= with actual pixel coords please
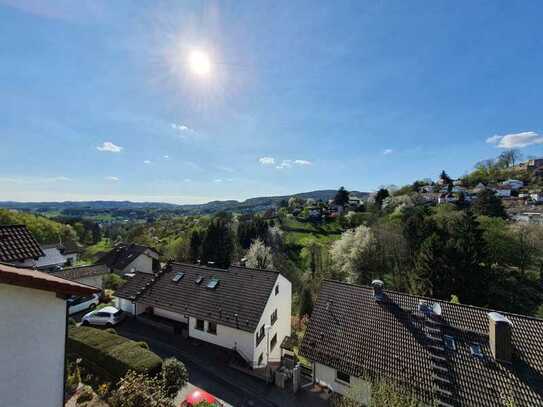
left=488, top=312, right=513, bottom=364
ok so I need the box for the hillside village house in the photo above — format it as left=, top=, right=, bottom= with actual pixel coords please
left=97, top=243, right=160, bottom=275
left=301, top=280, right=543, bottom=406
left=35, top=243, right=67, bottom=271
left=52, top=263, right=109, bottom=289
left=0, top=262, right=99, bottom=407
left=115, top=262, right=292, bottom=370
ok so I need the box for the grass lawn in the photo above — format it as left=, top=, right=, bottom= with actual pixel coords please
left=82, top=238, right=113, bottom=263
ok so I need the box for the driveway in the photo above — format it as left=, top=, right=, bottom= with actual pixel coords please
left=115, top=318, right=329, bottom=407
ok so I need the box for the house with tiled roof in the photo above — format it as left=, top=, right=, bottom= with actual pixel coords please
left=300, top=280, right=543, bottom=406
left=97, top=243, right=160, bottom=275
left=0, top=224, right=45, bottom=267
left=52, top=263, right=109, bottom=289
left=35, top=243, right=67, bottom=272
left=115, top=262, right=292, bottom=370
left=0, top=262, right=98, bottom=407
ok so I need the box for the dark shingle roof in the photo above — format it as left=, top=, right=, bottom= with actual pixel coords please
left=116, top=263, right=280, bottom=333
left=300, top=280, right=543, bottom=407
left=97, top=243, right=158, bottom=271
left=114, top=271, right=156, bottom=299
left=52, top=264, right=109, bottom=281
left=0, top=225, right=44, bottom=262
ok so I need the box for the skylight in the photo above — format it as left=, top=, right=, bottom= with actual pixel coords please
left=195, top=276, right=204, bottom=285
left=206, top=277, right=220, bottom=289
left=470, top=343, right=483, bottom=358
left=443, top=335, right=456, bottom=351
left=172, top=272, right=184, bottom=282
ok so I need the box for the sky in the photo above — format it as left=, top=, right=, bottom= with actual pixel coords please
left=1, top=1, right=542, bottom=204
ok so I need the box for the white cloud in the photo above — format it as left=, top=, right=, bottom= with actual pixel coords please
left=184, top=178, right=192, bottom=183
left=383, top=149, right=393, bottom=155
left=276, top=160, right=293, bottom=169
left=486, top=131, right=543, bottom=148
left=97, top=141, right=123, bottom=153
left=171, top=123, right=197, bottom=138
left=213, top=178, right=223, bottom=183
left=163, top=155, right=170, bottom=159
left=294, top=159, right=312, bottom=166
left=259, top=157, right=275, bottom=165
left=104, top=176, right=120, bottom=182
left=144, top=160, right=152, bottom=164
left=0, top=176, right=71, bottom=184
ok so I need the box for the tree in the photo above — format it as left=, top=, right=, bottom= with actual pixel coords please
left=299, top=287, right=314, bottom=316
left=189, top=230, right=202, bottom=263
left=334, top=187, right=350, bottom=207
left=439, top=170, right=452, bottom=185
left=201, top=218, right=234, bottom=268
left=374, top=188, right=390, bottom=210
left=473, top=189, right=507, bottom=219
left=245, top=238, right=274, bottom=270
left=498, top=149, right=522, bottom=168
left=329, top=225, right=377, bottom=283
left=161, top=358, right=188, bottom=398
left=109, top=371, right=174, bottom=407
left=410, top=234, right=443, bottom=297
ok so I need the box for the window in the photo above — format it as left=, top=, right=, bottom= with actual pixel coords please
left=172, top=272, right=184, bottom=282
left=196, top=319, right=205, bottom=331
left=470, top=343, right=483, bottom=358
left=256, top=325, right=265, bottom=345
left=258, top=353, right=263, bottom=366
left=275, top=285, right=279, bottom=295
left=271, top=309, right=278, bottom=325
left=336, top=371, right=350, bottom=384
left=195, top=276, right=204, bottom=285
left=207, top=321, right=217, bottom=335
left=444, top=335, right=456, bottom=351
left=207, top=277, right=220, bottom=289
left=270, top=333, right=277, bottom=351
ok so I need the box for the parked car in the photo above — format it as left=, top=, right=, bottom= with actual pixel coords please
left=181, top=389, right=223, bottom=406
left=68, top=294, right=99, bottom=315
left=81, top=306, right=126, bottom=326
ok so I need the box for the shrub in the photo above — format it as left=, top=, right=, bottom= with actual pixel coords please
left=66, top=363, right=81, bottom=394
left=69, top=317, right=77, bottom=327
left=109, top=371, right=174, bottom=407
left=97, top=383, right=110, bottom=400
left=103, top=274, right=126, bottom=290
left=76, top=385, right=94, bottom=404
left=161, top=358, right=189, bottom=397
left=68, top=326, right=162, bottom=382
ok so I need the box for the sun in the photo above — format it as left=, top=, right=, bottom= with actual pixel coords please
left=188, top=50, right=211, bottom=76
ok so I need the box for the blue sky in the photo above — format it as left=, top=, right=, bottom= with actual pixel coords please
left=1, top=1, right=542, bottom=204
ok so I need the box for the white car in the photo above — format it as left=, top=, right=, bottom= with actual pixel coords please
left=81, top=306, right=126, bottom=326
left=68, top=294, right=100, bottom=315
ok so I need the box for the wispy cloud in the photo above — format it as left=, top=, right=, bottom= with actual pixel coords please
left=294, top=159, right=312, bottom=166
left=486, top=131, right=543, bottom=148
left=104, top=176, right=120, bottom=182
left=276, top=160, right=292, bottom=169
left=383, top=149, right=393, bottom=155
left=97, top=141, right=123, bottom=153
left=171, top=123, right=197, bottom=139
left=163, top=155, right=170, bottom=159
left=259, top=157, right=275, bottom=165
left=144, top=160, right=152, bottom=164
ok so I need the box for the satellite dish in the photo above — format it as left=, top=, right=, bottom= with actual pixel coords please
left=432, top=302, right=442, bottom=316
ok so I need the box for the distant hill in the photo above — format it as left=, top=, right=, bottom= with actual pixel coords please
left=0, top=189, right=369, bottom=215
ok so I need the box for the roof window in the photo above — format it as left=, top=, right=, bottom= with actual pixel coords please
left=195, top=276, right=204, bottom=285
left=172, top=272, right=184, bottom=282
left=443, top=335, right=456, bottom=351
left=207, top=277, right=220, bottom=289
left=470, top=343, right=483, bottom=358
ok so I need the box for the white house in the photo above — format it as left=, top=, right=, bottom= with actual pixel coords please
left=97, top=243, right=160, bottom=275
left=0, top=263, right=98, bottom=407
left=115, top=262, right=292, bottom=370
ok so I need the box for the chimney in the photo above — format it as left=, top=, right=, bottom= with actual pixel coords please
left=371, top=279, right=385, bottom=302
left=488, top=312, right=513, bottom=364
left=240, top=257, right=247, bottom=267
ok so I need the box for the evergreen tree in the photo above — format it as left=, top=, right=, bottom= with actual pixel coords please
left=374, top=188, right=390, bottom=210
left=473, top=189, right=507, bottom=219
left=410, top=234, right=441, bottom=297
left=299, top=287, right=314, bottom=316
left=189, top=230, right=202, bottom=263
left=334, top=186, right=350, bottom=206
left=201, top=218, right=234, bottom=268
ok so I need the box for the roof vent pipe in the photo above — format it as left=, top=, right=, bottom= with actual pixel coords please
left=371, top=279, right=385, bottom=302
left=488, top=312, right=513, bottom=364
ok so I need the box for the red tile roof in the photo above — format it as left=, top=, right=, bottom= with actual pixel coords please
left=0, top=262, right=99, bottom=296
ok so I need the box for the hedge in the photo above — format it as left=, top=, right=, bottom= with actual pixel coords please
left=68, top=326, right=162, bottom=381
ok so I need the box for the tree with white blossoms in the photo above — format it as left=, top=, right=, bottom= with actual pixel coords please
left=329, top=225, right=376, bottom=283
left=246, top=238, right=274, bottom=270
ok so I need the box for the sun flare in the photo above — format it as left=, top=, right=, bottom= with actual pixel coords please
left=188, top=50, right=211, bottom=76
